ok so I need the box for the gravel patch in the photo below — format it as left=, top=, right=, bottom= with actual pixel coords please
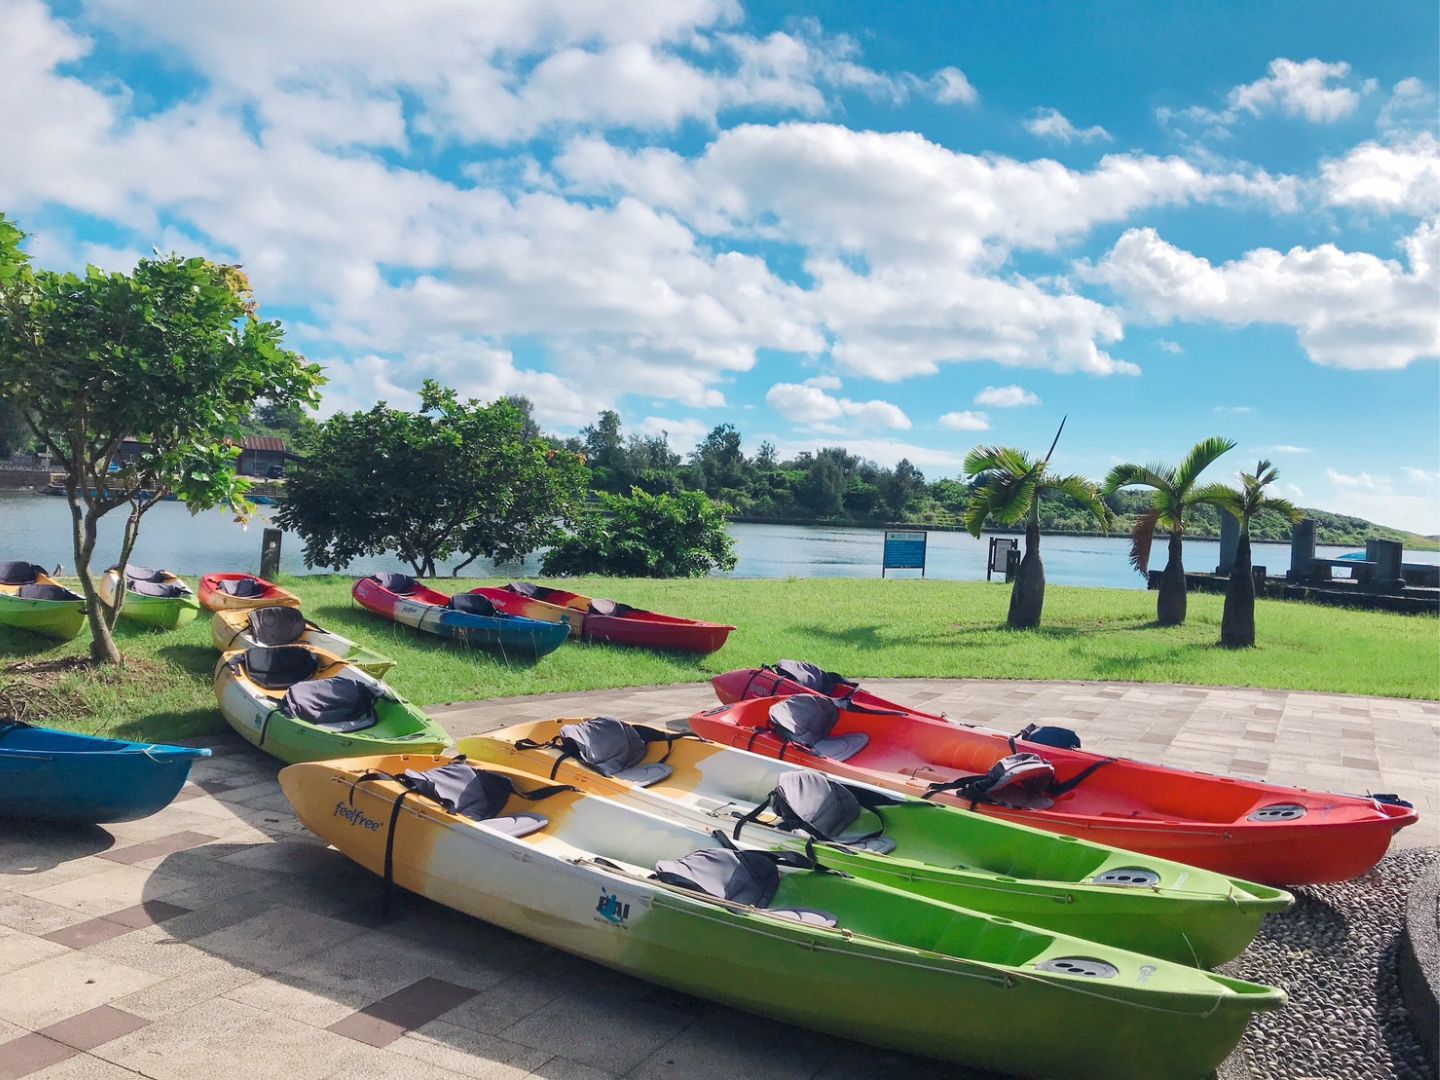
left=1223, top=847, right=1438, bottom=1079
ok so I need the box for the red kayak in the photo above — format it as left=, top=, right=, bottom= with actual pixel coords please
left=688, top=692, right=1418, bottom=886
left=199, top=573, right=301, bottom=613
left=473, top=583, right=735, bottom=655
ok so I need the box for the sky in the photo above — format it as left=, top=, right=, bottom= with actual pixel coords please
left=2, top=0, right=1438, bottom=531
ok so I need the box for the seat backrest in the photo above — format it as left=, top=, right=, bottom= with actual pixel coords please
left=654, top=847, right=781, bottom=907
left=129, top=579, right=186, bottom=598
left=372, top=572, right=417, bottom=595
left=396, top=762, right=516, bottom=820
left=123, top=565, right=166, bottom=583
left=283, top=674, right=378, bottom=729
left=448, top=593, right=498, bottom=617
left=776, top=660, right=852, bottom=696
left=558, top=717, right=646, bottom=776
left=17, top=583, right=80, bottom=602
left=0, top=561, right=41, bottom=585
left=244, top=645, right=319, bottom=690
left=768, top=771, right=863, bottom=839
left=219, top=577, right=266, bottom=597
left=247, top=605, right=307, bottom=646
left=587, top=597, right=636, bottom=617
left=767, top=696, right=840, bottom=748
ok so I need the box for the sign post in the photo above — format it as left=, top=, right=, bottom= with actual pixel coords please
left=882, top=529, right=927, bottom=577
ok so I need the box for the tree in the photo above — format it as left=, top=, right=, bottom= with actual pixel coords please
left=691, top=424, right=746, bottom=496
left=581, top=409, right=626, bottom=485
left=1196, top=461, right=1304, bottom=648
left=798, top=453, right=847, bottom=517
left=963, top=420, right=1110, bottom=630
left=878, top=458, right=925, bottom=520
left=278, top=383, right=588, bottom=577
left=0, top=398, right=27, bottom=458
left=1103, top=436, right=1236, bottom=626
left=0, top=215, right=322, bottom=663
left=541, top=488, right=738, bottom=578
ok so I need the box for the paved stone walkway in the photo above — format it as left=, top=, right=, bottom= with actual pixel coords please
left=1, top=679, right=1435, bottom=1079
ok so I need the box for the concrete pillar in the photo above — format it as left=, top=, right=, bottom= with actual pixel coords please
left=1215, top=512, right=1239, bottom=575
left=1288, top=519, right=1316, bottom=580
left=260, top=528, right=282, bottom=581
left=1367, top=538, right=1404, bottom=591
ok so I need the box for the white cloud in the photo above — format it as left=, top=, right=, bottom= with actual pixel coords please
left=1213, top=405, right=1255, bottom=414
left=636, top=415, right=710, bottom=450
left=765, top=382, right=911, bottom=430
left=1082, top=221, right=1440, bottom=370
left=938, top=410, right=990, bottom=431
left=1402, top=466, right=1440, bottom=485
left=1320, top=132, right=1440, bottom=218
left=803, top=374, right=843, bottom=390
left=974, top=384, right=1041, bottom=408
left=1155, top=339, right=1184, bottom=354
left=931, top=67, right=978, bottom=106
left=1164, top=58, right=1372, bottom=132
left=1323, top=467, right=1439, bottom=532
left=1326, top=468, right=1388, bottom=490
left=1024, top=108, right=1112, bottom=144
left=1267, top=444, right=1311, bottom=454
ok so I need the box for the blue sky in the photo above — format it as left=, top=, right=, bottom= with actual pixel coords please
left=2, top=0, right=1437, bottom=529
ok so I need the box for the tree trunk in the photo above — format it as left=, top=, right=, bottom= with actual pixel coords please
left=1007, top=521, right=1046, bottom=629
left=66, top=493, right=121, bottom=664
left=103, top=506, right=146, bottom=630
left=1156, top=530, right=1187, bottom=626
left=1220, top=532, right=1256, bottom=648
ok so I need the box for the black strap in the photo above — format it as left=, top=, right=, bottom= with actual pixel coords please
left=257, top=708, right=282, bottom=748
left=710, top=829, right=844, bottom=877
left=1048, top=758, right=1116, bottom=797
left=517, top=725, right=699, bottom=781
left=732, top=784, right=892, bottom=844
left=739, top=667, right=768, bottom=700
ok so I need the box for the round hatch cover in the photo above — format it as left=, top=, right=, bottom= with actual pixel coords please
left=1092, top=867, right=1162, bottom=887
left=1036, top=957, right=1118, bottom=979
left=1248, top=803, right=1307, bottom=822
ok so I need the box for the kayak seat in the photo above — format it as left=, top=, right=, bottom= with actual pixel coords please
left=655, top=846, right=782, bottom=907
left=129, top=579, right=187, bottom=598
left=0, top=561, right=42, bottom=585
left=123, top=565, right=166, bottom=583
left=449, top=593, right=500, bottom=617
left=479, top=813, right=548, bottom=838
left=612, top=763, right=672, bottom=787
left=767, top=697, right=868, bottom=762
left=283, top=675, right=379, bottom=732
left=588, top=598, right=636, bottom=617
left=17, top=583, right=81, bottom=602
left=834, top=833, right=896, bottom=855
left=248, top=605, right=308, bottom=646
left=775, top=659, right=856, bottom=697
left=219, top=577, right=266, bottom=597
left=244, top=645, right=320, bottom=690
left=372, top=573, right=418, bottom=595
left=734, top=771, right=897, bottom=854
left=767, top=908, right=838, bottom=927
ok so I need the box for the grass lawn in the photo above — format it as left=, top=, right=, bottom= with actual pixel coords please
left=1, top=574, right=1436, bottom=744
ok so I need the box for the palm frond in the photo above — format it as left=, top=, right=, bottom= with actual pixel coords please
left=963, top=444, right=1033, bottom=480
left=1174, top=436, right=1237, bottom=492
left=1042, top=472, right=1111, bottom=533
left=1129, top=509, right=1161, bottom=577
left=985, top=470, right=1043, bottom=526
left=1261, top=497, right=1305, bottom=523
left=1102, top=462, right=1175, bottom=496
left=1193, top=481, right=1242, bottom=521
left=961, top=485, right=996, bottom=538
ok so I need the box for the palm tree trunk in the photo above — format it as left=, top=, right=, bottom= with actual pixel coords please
left=1156, top=530, right=1187, bottom=626
left=1008, top=521, right=1045, bottom=629
left=1221, top=531, right=1256, bottom=648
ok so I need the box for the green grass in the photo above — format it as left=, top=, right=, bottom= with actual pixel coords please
left=2, top=574, right=1436, bottom=744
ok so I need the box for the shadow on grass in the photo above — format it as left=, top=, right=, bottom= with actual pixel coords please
left=155, top=642, right=222, bottom=678
left=107, top=704, right=223, bottom=744
left=0, top=627, right=66, bottom=661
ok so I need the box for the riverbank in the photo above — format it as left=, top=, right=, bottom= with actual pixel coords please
left=2, top=575, right=1435, bottom=744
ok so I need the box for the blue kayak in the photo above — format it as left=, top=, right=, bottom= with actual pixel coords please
left=0, top=719, right=212, bottom=823
left=352, top=574, right=570, bottom=658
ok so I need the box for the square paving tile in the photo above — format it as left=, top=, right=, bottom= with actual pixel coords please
left=0, top=1033, right=77, bottom=1080
left=40, top=917, right=133, bottom=951
left=498, top=988, right=696, bottom=1074
left=97, top=832, right=217, bottom=867
left=0, top=951, right=163, bottom=1029
left=38, top=1006, right=150, bottom=1052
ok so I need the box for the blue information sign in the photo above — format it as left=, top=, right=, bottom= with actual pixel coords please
left=882, top=529, right=927, bottom=576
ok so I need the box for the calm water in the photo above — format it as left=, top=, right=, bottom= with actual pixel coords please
left=5, top=492, right=1430, bottom=589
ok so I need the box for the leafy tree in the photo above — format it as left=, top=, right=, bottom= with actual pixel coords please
left=581, top=409, right=625, bottom=479
left=279, top=383, right=588, bottom=577
left=963, top=420, right=1110, bottom=630
left=247, top=399, right=315, bottom=439
left=500, top=395, right=542, bottom=441
left=1196, top=461, right=1304, bottom=648
left=0, top=214, right=322, bottom=663
left=0, top=398, right=27, bottom=457
left=798, top=453, right=847, bottom=517
left=1103, top=436, right=1235, bottom=626
left=541, top=488, right=737, bottom=578
left=691, top=424, right=746, bottom=496
left=878, top=458, right=925, bottom=519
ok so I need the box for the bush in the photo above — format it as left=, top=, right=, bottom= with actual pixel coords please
left=541, top=489, right=738, bottom=578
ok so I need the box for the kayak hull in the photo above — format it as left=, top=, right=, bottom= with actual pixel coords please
left=460, top=722, right=1292, bottom=968
left=0, top=573, right=87, bottom=642
left=0, top=722, right=210, bottom=823
left=199, top=573, right=302, bottom=613
left=282, top=755, right=1283, bottom=1080
left=99, top=570, right=200, bottom=630
left=690, top=697, right=1417, bottom=886
left=352, top=578, right=568, bottom=658
left=209, top=609, right=396, bottom=677
left=213, top=649, right=450, bottom=764
left=476, top=584, right=735, bottom=654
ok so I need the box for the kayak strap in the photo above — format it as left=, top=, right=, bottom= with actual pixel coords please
left=923, top=754, right=1117, bottom=809
left=733, top=775, right=897, bottom=844
left=257, top=708, right=283, bottom=748
left=1009, top=723, right=1083, bottom=753
left=516, top=723, right=700, bottom=781
left=1048, top=757, right=1116, bottom=797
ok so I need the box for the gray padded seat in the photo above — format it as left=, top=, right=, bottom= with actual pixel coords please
left=479, top=814, right=548, bottom=838
left=123, top=565, right=166, bottom=583
left=282, top=674, right=379, bottom=732
left=767, top=697, right=869, bottom=762
left=0, top=561, right=41, bottom=585
left=833, top=832, right=896, bottom=855
left=219, top=577, right=265, bottom=597
left=17, top=583, right=80, bottom=602
left=612, top=763, right=672, bottom=787
left=373, top=572, right=418, bottom=594
left=129, top=579, right=186, bottom=598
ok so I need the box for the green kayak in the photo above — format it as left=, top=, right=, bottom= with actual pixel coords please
left=0, top=563, right=86, bottom=642
left=100, top=567, right=200, bottom=631
left=461, top=718, right=1294, bottom=968
left=285, top=755, right=1286, bottom=1080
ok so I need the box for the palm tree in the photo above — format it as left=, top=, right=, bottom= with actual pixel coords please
left=1195, top=460, right=1304, bottom=648
left=1103, top=436, right=1236, bottom=627
left=963, top=419, right=1110, bottom=630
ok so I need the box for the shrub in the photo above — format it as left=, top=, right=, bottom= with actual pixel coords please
left=541, top=489, right=738, bottom=578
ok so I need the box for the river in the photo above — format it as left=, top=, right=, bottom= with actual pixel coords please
left=5, top=492, right=1431, bottom=589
